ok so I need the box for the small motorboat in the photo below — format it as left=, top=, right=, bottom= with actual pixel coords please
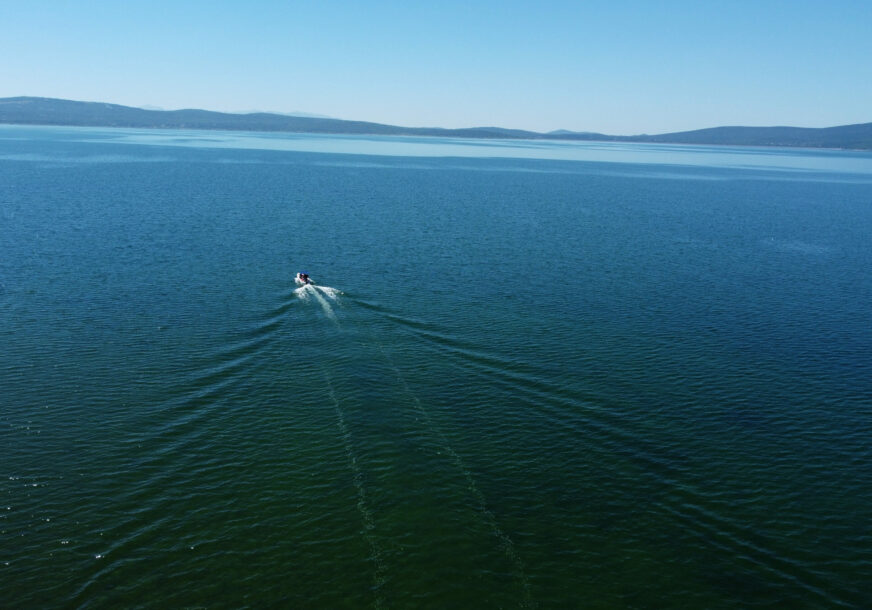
left=295, top=272, right=312, bottom=285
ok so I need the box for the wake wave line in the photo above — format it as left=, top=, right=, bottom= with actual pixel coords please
left=408, top=329, right=849, bottom=608
left=339, top=299, right=536, bottom=608
left=323, top=364, right=387, bottom=607
left=381, top=343, right=535, bottom=609
left=295, top=284, right=341, bottom=323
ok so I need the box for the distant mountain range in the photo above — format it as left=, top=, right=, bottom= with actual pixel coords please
left=2, top=97, right=871, bottom=150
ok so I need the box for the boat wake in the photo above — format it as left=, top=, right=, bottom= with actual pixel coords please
left=295, top=283, right=341, bottom=321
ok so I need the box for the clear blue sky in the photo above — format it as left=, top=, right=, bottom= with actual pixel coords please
left=2, top=0, right=870, bottom=134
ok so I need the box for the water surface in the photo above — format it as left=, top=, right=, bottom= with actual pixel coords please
left=2, top=126, right=871, bottom=607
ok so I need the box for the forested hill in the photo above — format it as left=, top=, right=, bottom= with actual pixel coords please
left=2, top=97, right=870, bottom=149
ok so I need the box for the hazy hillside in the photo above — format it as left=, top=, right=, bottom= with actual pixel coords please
left=642, top=124, right=872, bottom=149
left=0, top=97, right=539, bottom=139
left=1, top=97, right=870, bottom=149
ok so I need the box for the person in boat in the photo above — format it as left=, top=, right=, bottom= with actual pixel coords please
left=299, top=272, right=310, bottom=284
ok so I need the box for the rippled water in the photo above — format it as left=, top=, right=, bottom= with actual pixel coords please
left=2, top=126, right=872, bottom=608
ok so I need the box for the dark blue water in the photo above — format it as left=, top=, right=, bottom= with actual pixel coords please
left=2, top=126, right=872, bottom=608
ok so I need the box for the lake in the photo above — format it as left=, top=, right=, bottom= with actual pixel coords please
left=2, top=125, right=871, bottom=608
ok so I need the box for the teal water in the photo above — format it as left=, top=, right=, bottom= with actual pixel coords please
left=2, top=126, right=871, bottom=608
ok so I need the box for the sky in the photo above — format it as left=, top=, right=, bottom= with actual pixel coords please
left=2, top=0, right=871, bottom=135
